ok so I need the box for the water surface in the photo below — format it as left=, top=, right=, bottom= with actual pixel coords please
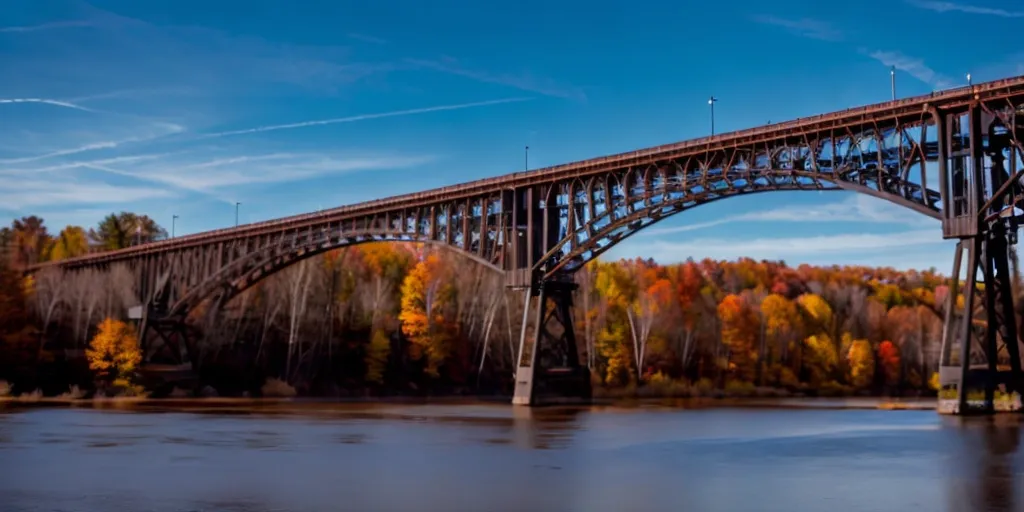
left=0, top=401, right=1020, bottom=511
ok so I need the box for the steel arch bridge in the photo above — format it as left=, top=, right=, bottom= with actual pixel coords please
left=29, top=75, right=1024, bottom=413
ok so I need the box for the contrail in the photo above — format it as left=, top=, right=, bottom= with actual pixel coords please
left=0, top=20, right=92, bottom=33
left=205, top=97, right=532, bottom=138
left=0, top=98, right=96, bottom=113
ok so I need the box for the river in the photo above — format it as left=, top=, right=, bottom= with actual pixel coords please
left=0, top=400, right=1020, bottom=511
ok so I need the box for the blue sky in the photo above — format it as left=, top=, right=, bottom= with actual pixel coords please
left=1, top=0, right=1022, bottom=272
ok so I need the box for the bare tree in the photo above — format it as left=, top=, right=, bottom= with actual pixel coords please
left=32, top=267, right=66, bottom=351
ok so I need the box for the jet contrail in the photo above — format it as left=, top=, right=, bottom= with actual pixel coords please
left=0, top=98, right=96, bottom=112
left=0, top=20, right=92, bottom=33
left=205, top=97, right=532, bottom=138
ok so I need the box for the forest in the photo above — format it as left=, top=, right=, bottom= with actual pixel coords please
left=0, top=212, right=959, bottom=399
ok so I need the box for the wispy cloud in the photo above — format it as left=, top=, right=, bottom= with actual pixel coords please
left=0, top=180, right=174, bottom=210
left=407, top=58, right=587, bottom=102
left=0, top=98, right=96, bottom=113
left=348, top=33, right=388, bottom=45
left=866, top=50, right=955, bottom=89
left=0, top=123, right=186, bottom=164
left=613, top=229, right=949, bottom=270
left=752, top=15, right=844, bottom=41
left=642, top=194, right=936, bottom=236
left=204, top=97, right=531, bottom=138
left=905, top=0, right=1024, bottom=17
left=0, top=20, right=92, bottom=33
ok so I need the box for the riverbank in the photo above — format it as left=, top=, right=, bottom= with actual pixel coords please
left=0, top=394, right=937, bottom=412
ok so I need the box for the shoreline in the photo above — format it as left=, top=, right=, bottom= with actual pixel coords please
left=0, top=395, right=938, bottom=412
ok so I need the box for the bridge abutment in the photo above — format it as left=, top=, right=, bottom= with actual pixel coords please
left=511, top=277, right=592, bottom=406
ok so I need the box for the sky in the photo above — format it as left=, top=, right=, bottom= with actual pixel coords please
left=1, top=0, right=1022, bottom=273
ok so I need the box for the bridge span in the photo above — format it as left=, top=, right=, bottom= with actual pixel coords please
left=29, top=75, right=1024, bottom=413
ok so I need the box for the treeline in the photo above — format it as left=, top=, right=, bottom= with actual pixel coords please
left=0, top=214, right=956, bottom=398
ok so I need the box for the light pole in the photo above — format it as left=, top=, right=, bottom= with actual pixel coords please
left=525, top=145, right=529, bottom=172
left=708, top=96, right=718, bottom=136
left=235, top=202, right=241, bottom=227
left=172, top=214, right=178, bottom=238
left=890, top=66, right=896, bottom=101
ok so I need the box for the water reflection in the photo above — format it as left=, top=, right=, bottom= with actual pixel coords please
left=4, top=403, right=1024, bottom=511
left=948, top=415, right=1023, bottom=512
left=511, top=406, right=585, bottom=450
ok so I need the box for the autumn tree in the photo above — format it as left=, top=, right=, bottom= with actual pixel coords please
left=717, top=294, right=759, bottom=382
left=847, top=338, right=875, bottom=390
left=47, top=225, right=90, bottom=261
left=399, top=254, right=454, bottom=378
left=878, top=340, right=902, bottom=389
left=86, top=318, right=142, bottom=386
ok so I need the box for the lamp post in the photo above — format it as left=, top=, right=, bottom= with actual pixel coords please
left=890, top=66, right=896, bottom=101
left=708, top=96, right=718, bottom=136
left=525, top=145, right=529, bottom=172
left=235, top=202, right=241, bottom=227
left=172, top=214, right=178, bottom=238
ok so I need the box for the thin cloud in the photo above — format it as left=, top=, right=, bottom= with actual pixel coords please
left=407, top=59, right=587, bottom=102
left=0, top=98, right=96, bottom=113
left=0, top=180, right=174, bottom=209
left=906, top=0, right=1024, bottom=17
left=642, top=195, right=936, bottom=236
left=752, top=15, right=844, bottom=41
left=75, top=151, right=435, bottom=205
left=0, top=20, right=92, bottom=33
left=0, top=124, right=185, bottom=164
left=348, top=33, right=388, bottom=45
left=627, top=229, right=945, bottom=264
left=867, top=50, right=955, bottom=89
left=204, top=97, right=531, bottom=138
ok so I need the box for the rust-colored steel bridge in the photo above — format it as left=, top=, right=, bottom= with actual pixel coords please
left=30, top=75, right=1024, bottom=412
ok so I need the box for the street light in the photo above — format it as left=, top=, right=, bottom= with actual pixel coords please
left=235, top=202, right=241, bottom=227
left=172, top=214, right=179, bottom=238
left=890, top=66, right=896, bottom=101
left=525, top=145, right=529, bottom=172
left=708, top=96, right=718, bottom=136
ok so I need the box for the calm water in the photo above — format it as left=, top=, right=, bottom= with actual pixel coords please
left=0, top=401, right=1021, bottom=512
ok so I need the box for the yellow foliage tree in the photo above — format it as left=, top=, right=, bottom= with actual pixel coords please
left=803, top=334, right=837, bottom=387
left=86, top=318, right=142, bottom=385
left=847, top=338, right=875, bottom=389
left=399, top=254, right=452, bottom=378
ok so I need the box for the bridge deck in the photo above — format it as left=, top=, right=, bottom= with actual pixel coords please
left=31, top=75, right=1024, bottom=269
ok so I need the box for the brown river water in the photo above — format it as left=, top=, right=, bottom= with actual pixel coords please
left=0, top=400, right=1020, bottom=512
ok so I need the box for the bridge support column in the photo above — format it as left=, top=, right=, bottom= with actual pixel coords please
left=512, top=278, right=592, bottom=406
left=937, top=104, right=1024, bottom=414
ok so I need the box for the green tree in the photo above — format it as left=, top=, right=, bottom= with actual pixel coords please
left=90, top=212, right=167, bottom=250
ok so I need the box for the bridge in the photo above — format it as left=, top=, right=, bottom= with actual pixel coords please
left=30, top=75, right=1024, bottom=413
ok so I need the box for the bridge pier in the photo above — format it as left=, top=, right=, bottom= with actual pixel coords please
left=511, top=277, right=592, bottom=406
left=937, top=103, right=1024, bottom=414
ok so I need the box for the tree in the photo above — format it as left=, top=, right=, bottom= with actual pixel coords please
left=878, top=340, right=902, bottom=388
left=47, top=225, right=89, bottom=261
left=399, top=254, right=453, bottom=378
left=11, top=216, right=51, bottom=268
left=847, top=338, right=875, bottom=389
left=90, top=212, right=167, bottom=250
left=86, top=318, right=142, bottom=385
left=717, top=294, right=759, bottom=382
